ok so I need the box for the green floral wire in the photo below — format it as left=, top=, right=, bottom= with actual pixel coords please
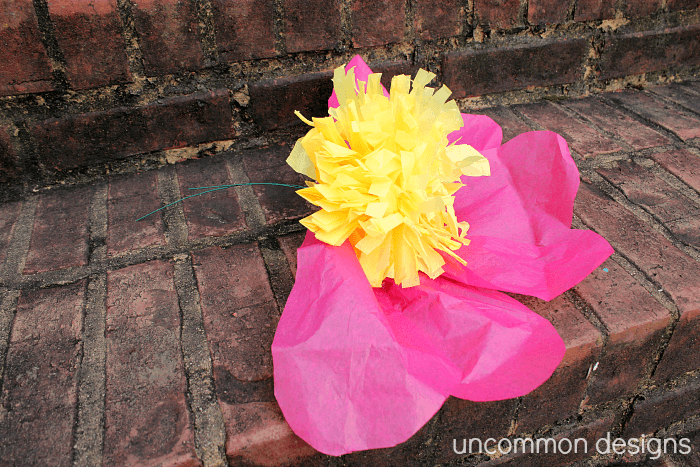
left=135, top=183, right=306, bottom=222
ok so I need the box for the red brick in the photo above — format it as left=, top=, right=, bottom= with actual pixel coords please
left=610, top=89, right=700, bottom=141
left=443, top=39, right=586, bottom=98
left=241, top=144, right=316, bottom=224
left=23, top=186, right=93, bottom=274
left=472, top=106, right=531, bottom=142
left=620, top=0, right=662, bottom=17
left=597, top=160, right=700, bottom=247
left=515, top=294, right=603, bottom=432
left=46, top=0, right=131, bottom=89
left=666, top=0, right=700, bottom=11
left=651, top=149, right=700, bottom=193
left=0, top=282, right=84, bottom=466
left=655, top=307, right=700, bottom=382
left=221, top=402, right=318, bottom=466
left=435, top=398, right=516, bottom=463
left=175, top=157, right=247, bottom=239
left=650, top=82, right=700, bottom=115
left=599, top=25, right=700, bottom=80
left=574, top=0, right=615, bottom=21
left=285, top=0, right=341, bottom=53
left=277, top=231, right=306, bottom=278
left=528, top=0, right=569, bottom=24
left=473, top=0, right=521, bottom=29
left=352, top=0, right=405, bottom=47
left=108, top=171, right=166, bottom=257
left=105, top=261, right=201, bottom=466
left=574, top=182, right=700, bottom=316
left=211, top=0, right=276, bottom=62
left=131, top=0, right=204, bottom=76
left=0, top=0, right=54, bottom=96
left=576, top=259, right=670, bottom=404
left=564, top=97, right=670, bottom=150
left=32, top=90, right=233, bottom=169
left=249, top=71, right=333, bottom=131
left=624, top=378, right=700, bottom=437
left=0, top=126, right=19, bottom=184
left=416, top=0, right=461, bottom=39
left=0, top=201, right=20, bottom=267
left=517, top=101, right=622, bottom=157
left=371, top=60, right=420, bottom=91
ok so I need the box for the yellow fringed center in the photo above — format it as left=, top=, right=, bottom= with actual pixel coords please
left=286, top=65, right=490, bottom=288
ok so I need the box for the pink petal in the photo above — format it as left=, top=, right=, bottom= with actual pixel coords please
left=448, top=131, right=614, bottom=300
left=448, top=113, right=503, bottom=151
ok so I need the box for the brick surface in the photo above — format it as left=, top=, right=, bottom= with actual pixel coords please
left=443, top=39, right=586, bottom=98
left=131, top=0, right=204, bottom=75
left=564, top=97, right=670, bottom=150
left=285, top=0, right=341, bottom=53
left=624, top=378, right=700, bottom=437
left=472, top=106, right=532, bottom=142
left=608, top=90, right=700, bottom=141
left=371, top=60, right=420, bottom=91
left=574, top=0, right=616, bottom=21
left=108, top=171, right=166, bottom=257
left=175, top=156, right=247, bottom=239
left=515, top=294, right=603, bottom=432
left=24, top=186, right=93, bottom=274
left=241, top=144, right=316, bottom=224
left=597, top=160, right=700, bottom=247
left=517, top=101, right=622, bottom=156
left=0, top=201, right=20, bottom=267
left=666, top=0, right=700, bottom=11
left=599, top=26, right=700, bottom=80
left=619, top=0, right=662, bottom=17
left=46, top=0, right=131, bottom=89
left=249, top=71, right=333, bottom=130
left=0, top=0, right=54, bottom=96
left=32, top=90, right=234, bottom=170
left=0, top=126, right=19, bottom=184
left=277, top=231, right=306, bottom=277
left=212, top=0, right=276, bottom=62
left=0, top=282, right=84, bottom=466
left=655, top=307, right=700, bottom=382
left=415, top=0, right=461, bottom=39
left=528, top=0, right=569, bottom=25
left=352, top=0, right=405, bottom=47
left=576, top=259, right=670, bottom=405
left=105, top=261, right=201, bottom=466
left=473, top=0, right=521, bottom=29
left=651, top=149, right=700, bottom=193
left=650, top=82, right=700, bottom=115
left=574, top=182, right=700, bottom=316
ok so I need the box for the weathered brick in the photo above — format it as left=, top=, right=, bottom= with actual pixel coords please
left=620, top=0, right=662, bottom=17
left=651, top=149, right=700, bottom=193
left=371, top=60, right=420, bottom=91
left=108, top=171, right=166, bottom=257
left=576, top=259, right=670, bottom=404
left=517, top=101, right=622, bottom=156
left=285, top=0, right=341, bottom=53
left=650, top=82, right=700, bottom=115
left=131, top=0, right=205, bottom=75
left=574, top=182, right=700, bottom=316
left=0, top=201, right=20, bottom=267
left=277, top=231, right=306, bottom=278
left=443, top=39, right=586, bottom=98
left=0, top=0, right=54, bottom=96
left=0, top=125, right=19, bottom=184
left=666, top=0, right=700, bottom=11
left=528, top=0, right=569, bottom=24
left=624, top=377, right=700, bottom=437
left=574, top=0, right=615, bottom=21
left=597, top=160, right=700, bottom=247
left=46, top=0, right=131, bottom=89
left=473, top=0, right=521, bottom=29
left=515, top=294, right=603, bottom=432
left=472, top=106, right=531, bottom=142
left=221, top=402, right=318, bottom=466
left=175, top=156, right=247, bottom=239
left=655, top=307, right=700, bottom=382
left=564, top=97, right=670, bottom=149
left=599, top=25, right=700, bottom=80
left=241, top=144, right=315, bottom=224
left=32, top=90, right=234, bottom=169
left=105, top=261, right=201, bottom=466
left=416, top=0, right=461, bottom=39
left=352, top=0, right=405, bottom=47
left=249, top=71, right=333, bottom=130
left=211, top=0, right=276, bottom=62
left=23, top=186, right=93, bottom=274
left=0, top=282, right=84, bottom=466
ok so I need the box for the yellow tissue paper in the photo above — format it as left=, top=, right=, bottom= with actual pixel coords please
left=287, top=65, right=490, bottom=287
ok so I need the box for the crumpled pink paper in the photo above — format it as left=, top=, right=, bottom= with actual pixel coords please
left=272, top=56, right=614, bottom=456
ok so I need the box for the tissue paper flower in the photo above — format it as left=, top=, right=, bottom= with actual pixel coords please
left=272, top=56, right=614, bottom=456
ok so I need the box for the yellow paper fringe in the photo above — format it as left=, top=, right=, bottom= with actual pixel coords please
left=287, top=65, right=490, bottom=287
